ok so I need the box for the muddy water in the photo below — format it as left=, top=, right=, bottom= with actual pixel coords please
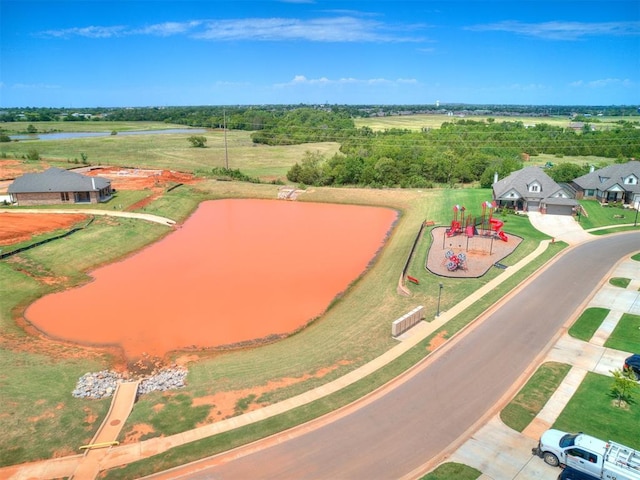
left=26, top=199, right=397, bottom=359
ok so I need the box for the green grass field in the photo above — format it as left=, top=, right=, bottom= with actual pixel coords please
left=553, top=372, right=640, bottom=449
left=500, top=362, right=572, bottom=432
left=578, top=199, right=639, bottom=231
left=1, top=178, right=553, bottom=466
left=354, top=113, right=625, bottom=132
left=568, top=307, right=611, bottom=342
left=420, top=462, right=481, bottom=480
left=0, top=120, right=636, bottom=472
left=1, top=122, right=340, bottom=182
left=604, top=313, right=640, bottom=353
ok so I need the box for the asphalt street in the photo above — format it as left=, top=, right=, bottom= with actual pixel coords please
left=151, top=231, right=640, bottom=479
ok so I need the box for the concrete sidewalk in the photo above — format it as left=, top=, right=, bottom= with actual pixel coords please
left=2, top=215, right=637, bottom=480
left=448, top=257, right=640, bottom=480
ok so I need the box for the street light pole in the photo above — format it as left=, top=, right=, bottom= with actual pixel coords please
left=436, top=283, right=443, bottom=317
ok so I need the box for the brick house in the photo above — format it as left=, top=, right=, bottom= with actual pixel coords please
left=571, top=161, right=640, bottom=208
left=8, top=168, right=112, bottom=206
left=492, top=166, right=578, bottom=215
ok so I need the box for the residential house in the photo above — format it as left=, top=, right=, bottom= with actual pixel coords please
left=492, top=166, right=578, bottom=215
left=8, top=167, right=112, bottom=206
left=571, top=161, right=640, bottom=208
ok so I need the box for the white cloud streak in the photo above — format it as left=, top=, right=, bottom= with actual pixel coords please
left=466, top=20, right=640, bottom=40
left=38, top=16, right=424, bottom=43
left=39, top=25, right=127, bottom=39
left=275, top=75, right=418, bottom=88
left=570, top=78, right=635, bottom=88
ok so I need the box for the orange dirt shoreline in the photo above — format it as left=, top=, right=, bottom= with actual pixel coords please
left=0, top=213, right=89, bottom=246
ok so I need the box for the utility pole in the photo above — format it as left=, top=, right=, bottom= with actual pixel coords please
left=223, top=109, right=229, bottom=169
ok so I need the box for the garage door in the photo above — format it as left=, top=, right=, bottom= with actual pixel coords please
left=545, top=204, right=573, bottom=215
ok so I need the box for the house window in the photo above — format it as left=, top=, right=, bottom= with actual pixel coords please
left=60, top=192, right=70, bottom=202
left=624, top=176, right=637, bottom=185
left=529, top=184, right=540, bottom=193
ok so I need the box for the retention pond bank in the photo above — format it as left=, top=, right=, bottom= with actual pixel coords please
left=26, top=199, right=397, bottom=359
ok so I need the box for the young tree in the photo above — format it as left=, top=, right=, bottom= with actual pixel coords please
left=187, top=136, right=207, bottom=148
left=610, top=368, right=638, bottom=407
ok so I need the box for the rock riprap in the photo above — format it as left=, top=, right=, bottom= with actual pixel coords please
left=72, top=367, right=187, bottom=399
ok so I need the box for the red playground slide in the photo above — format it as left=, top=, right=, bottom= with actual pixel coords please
left=489, top=218, right=508, bottom=242
left=446, top=220, right=461, bottom=237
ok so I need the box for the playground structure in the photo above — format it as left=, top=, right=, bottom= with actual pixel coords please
left=444, top=250, right=467, bottom=271
left=446, top=202, right=508, bottom=243
left=446, top=205, right=465, bottom=237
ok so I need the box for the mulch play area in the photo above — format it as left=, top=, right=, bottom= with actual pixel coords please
left=426, top=226, right=523, bottom=278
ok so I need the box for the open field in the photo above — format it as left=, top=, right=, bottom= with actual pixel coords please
left=0, top=123, right=341, bottom=182
left=354, top=114, right=629, bottom=132
left=0, top=120, right=193, bottom=134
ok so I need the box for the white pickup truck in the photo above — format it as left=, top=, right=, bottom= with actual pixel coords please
left=533, top=429, right=640, bottom=480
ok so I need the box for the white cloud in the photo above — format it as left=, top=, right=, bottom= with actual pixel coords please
left=39, top=25, right=127, bottom=39
left=135, top=21, right=202, bottom=37
left=466, top=20, right=640, bottom=40
left=12, top=83, right=60, bottom=90
left=570, top=78, right=635, bottom=88
left=195, top=16, right=419, bottom=42
left=39, top=16, right=425, bottom=43
left=275, top=75, right=419, bottom=88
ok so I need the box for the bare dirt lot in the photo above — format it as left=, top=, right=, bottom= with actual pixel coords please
left=0, top=212, right=89, bottom=246
left=85, top=166, right=201, bottom=210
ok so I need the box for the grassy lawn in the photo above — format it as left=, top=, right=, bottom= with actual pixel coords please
left=578, top=199, right=640, bottom=231
left=604, top=313, right=640, bottom=353
left=500, top=362, right=572, bottom=432
left=420, top=462, right=481, bottom=480
left=568, top=307, right=611, bottom=342
left=0, top=217, right=171, bottom=464
left=0, top=121, right=635, bottom=471
left=553, top=372, right=640, bottom=449
left=610, top=277, right=631, bottom=288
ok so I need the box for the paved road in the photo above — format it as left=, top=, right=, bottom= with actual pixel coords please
left=150, top=231, right=640, bottom=480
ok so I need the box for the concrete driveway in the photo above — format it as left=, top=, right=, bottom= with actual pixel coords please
left=527, top=212, right=592, bottom=245
left=448, top=256, right=640, bottom=480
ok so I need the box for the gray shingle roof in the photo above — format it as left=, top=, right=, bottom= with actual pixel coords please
left=541, top=197, right=579, bottom=206
left=493, top=166, right=568, bottom=201
left=8, top=168, right=110, bottom=194
left=572, top=161, right=640, bottom=194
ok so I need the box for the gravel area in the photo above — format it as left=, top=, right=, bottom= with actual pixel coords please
left=72, top=367, right=188, bottom=399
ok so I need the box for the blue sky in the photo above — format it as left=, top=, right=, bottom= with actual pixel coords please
left=1, top=0, right=638, bottom=107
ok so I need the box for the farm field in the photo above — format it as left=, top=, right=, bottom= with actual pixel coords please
left=354, top=113, right=627, bottom=132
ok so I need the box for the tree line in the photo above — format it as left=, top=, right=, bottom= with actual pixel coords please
left=287, top=119, right=640, bottom=188
left=2, top=105, right=639, bottom=189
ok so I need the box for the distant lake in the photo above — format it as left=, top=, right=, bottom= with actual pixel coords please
left=9, top=128, right=207, bottom=141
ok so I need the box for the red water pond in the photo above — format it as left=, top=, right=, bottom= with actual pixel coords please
left=26, top=199, right=397, bottom=359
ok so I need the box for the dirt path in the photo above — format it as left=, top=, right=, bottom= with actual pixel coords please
left=0, top=208, right=176, bottom=227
